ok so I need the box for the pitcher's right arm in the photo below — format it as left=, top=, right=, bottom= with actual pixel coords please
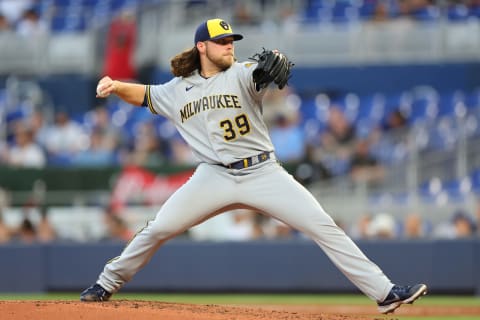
left=96, top=76, right=146, bottom=106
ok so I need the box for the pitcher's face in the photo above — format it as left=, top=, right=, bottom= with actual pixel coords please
left=205, top=37, right=235, bottom=70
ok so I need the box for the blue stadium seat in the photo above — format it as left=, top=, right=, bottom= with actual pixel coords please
left=438, top=90, right=466, bottom=118
left=384, top=91, right=412, bottom=123
left=442, top=177, right=472, bottom=201
left=53, top=0, right=74, bottom=7
left=330, top=92, right=359, bottom=122
left=408, top=98, right=438, bottom=124
left=427, top=118, right=457, bottom=150
left=331, top=1, right=360, bottom=23
left=471, top=169, right=480, bottom=193
left=447, top=4, right=470, bottom=22
left=301, top=0, right=333, bottom=24
left=465, top=89, right=480, bottom=110
left=358, top=1, right=377, bottom=20
left=356, top=93, right=385, bottom=124
left=51, top=13, right=87, bottom=33
left=468, top=5, right=480, bottom=18
left=411, top=5, right=441, bottom=21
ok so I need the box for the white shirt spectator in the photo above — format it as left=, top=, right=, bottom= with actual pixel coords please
left=0, top=0, right=33, bottom=24
left=7, top=124, right=46, bottom=168
left=16, top=8, right=48, bottom=37
left=9, top=142, right=45, bottom=168
left=44, top=112, right=89, bottom=155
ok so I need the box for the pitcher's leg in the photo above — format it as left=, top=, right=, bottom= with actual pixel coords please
left=98, top=164, right=234, bottom=293
left=243, top=165, right=393, bottom=302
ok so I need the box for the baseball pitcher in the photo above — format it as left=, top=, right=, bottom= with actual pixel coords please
left=81, top=18, right=427, bottom=314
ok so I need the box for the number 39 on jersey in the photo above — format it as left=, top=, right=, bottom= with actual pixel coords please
left=219, top=113, right=251, bottom=141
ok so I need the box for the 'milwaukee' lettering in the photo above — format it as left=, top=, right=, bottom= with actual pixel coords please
left=180, top=94, right=241, bottom=123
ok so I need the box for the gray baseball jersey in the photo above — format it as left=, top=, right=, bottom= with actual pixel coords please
left=145, top=62, right=273, bottom=165
left=96, top=61, right=394, bottom=302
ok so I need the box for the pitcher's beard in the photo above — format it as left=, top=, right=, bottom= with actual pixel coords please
left=207, top=53, right=234, bottom=71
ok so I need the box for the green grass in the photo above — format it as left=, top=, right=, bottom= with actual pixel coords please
left=0, top=292, right=479, bottom=305
left=396, top=318, right=479, bottom=320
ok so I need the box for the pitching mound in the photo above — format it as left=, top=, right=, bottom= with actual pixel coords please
left=1, top=300, right=479, bottom=319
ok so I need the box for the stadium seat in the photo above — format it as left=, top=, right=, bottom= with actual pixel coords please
left=438, top=90, right=466, bottom=118
left=447, top=4, right=470, bottom=22
left=411, top=5, right=441, bottom=22
left=358, top=1, right=377, bottom=20
left=356, top=93, right=385, bottom=124
left=441, top=177, right=473, bottom=201
left=301, top=0, right=333, bottom=24
left=470, top=169, right=480, bottom=193
left=465, top=88, right=480, bottom=110
left=330, top=92, right=359, bottom=122
left=427, top=118, right=457, bottom=150
left=331, top=1, right=360, bottom=23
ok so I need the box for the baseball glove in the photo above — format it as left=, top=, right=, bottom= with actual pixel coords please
left=250, top=48, right=294, bottom=91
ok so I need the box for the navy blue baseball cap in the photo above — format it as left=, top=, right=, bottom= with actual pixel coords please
left=194, top=18, right=243, bottom=44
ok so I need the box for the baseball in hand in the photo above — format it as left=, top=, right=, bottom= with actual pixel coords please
left=96, top=84, right=107, bottom=98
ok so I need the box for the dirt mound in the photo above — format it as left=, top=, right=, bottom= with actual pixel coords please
left=1, top=300, right=478, bottom=320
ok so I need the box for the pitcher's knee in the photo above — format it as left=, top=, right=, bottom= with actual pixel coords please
left=148, top=221, right=185, bottom=241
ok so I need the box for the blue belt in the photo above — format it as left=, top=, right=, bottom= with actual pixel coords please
left=225, top=152, right=272, bottom=169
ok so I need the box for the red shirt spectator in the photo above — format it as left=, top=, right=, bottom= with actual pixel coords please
left=102, top=9, right=137, bottom=81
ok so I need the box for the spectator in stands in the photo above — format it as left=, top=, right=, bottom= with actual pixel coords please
left=227, top=209, right=262, bottom=241
left=403, top=212, right=428, bottom=238
left=71, top=128, right=116, bottom=167
left=366, top=212, right=398, bottom=239
left=476, top=199, right=480, bottom=236
left=370, top=1, right=391, bottom=22
left=232, top=2, right=259, bottom=26
left=16, top=7, right=48, bottom=37
left=15, top=216, right=36, bottom=244
left=434, top=209, right=477, bottom=238
left=88, top=106, right=121, bottom=151
left=29, top=109, right=50, bottom=146
left=43, top=110, right=88, bottom=162
left=103, top=209, right=133, bottom=243
left=262, top=217, right=295, bottom=239
left=0, top=0, right=33, bottom=25
left=102, top=8, right=138, bottom=81
left=5, top=121, right=46, bottom=168
left=294, top=143, right=332, bottom=185
left=0, top=12, right=12, bottom=32
left=321, top=105, right=356, bottom=151
left=451, top=210, right=477, bottom=238
left=349, top=213, right=373, bottom=239
left=269, top=113, right=305, bottom=162
left=126, top=121, right=167, bottom=167
left=349, top=138, right=385, bottom=186
left=382, top=108, right=408, bottom=133
left=36, top=206, right=57, bottom=243
left=169, top=135, right=197, bottom=165
left=318, top=105, right=356, bottom=175
left=0, top=209, right=12, bottom=244
left=262, top=87, right=297, bottom=127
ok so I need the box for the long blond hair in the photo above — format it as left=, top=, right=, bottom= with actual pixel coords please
left=170, top=47, right=200, bottom=78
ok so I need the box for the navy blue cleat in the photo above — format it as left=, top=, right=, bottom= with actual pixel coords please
left=377, top=283, right=427, bottom=314
left=80, top=284, right=112, bottom=302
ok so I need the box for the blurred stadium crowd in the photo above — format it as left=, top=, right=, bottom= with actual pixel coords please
left=4, top=0, right=480, bottom=34
left=0, top=0, right=480, bottom=244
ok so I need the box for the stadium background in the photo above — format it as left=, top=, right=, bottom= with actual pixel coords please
left=0, top=0, right=480, bottom=304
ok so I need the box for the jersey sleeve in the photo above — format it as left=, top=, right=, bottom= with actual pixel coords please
left=144, top=78, right=178, bottom=119
left=238, top=61, right=266, bottom=102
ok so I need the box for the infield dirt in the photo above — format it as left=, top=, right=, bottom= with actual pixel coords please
left=1, top=300, right=479, bottom=319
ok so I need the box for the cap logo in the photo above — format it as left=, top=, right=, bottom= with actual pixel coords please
left=219, top=20, right=229, bottom=30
